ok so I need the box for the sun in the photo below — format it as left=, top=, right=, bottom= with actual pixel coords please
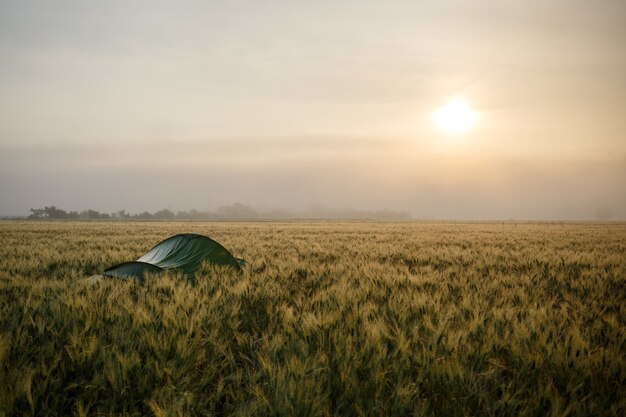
left=433, top=98, right=478, bottom=134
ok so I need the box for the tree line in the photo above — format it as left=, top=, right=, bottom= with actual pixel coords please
left=26, top=204, right=412, bottom=221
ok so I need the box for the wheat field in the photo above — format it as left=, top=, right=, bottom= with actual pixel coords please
left=0, top=221, right=624, bottom=416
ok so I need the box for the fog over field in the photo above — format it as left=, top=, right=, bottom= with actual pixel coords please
left=1, top=1, right=625, bottom=219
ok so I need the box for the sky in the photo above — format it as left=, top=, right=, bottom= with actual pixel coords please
left=1, top=0, right=625, bottom=219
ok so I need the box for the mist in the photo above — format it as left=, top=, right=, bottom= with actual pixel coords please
left=1, top=139, right=624, bottom=220
left=1, top=1, right=625, bottom=220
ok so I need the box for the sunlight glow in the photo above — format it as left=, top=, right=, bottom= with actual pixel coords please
left=433, top=98, right=478, bottom=134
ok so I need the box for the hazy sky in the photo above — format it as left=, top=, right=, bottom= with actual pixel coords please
left=1, top=0, right=625, bottom=219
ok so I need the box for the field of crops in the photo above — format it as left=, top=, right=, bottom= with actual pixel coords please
left=0, top=221, right=624, bottom=416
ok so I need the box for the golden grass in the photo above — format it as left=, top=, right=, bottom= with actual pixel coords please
left=0, top=221, right=624, bottom=416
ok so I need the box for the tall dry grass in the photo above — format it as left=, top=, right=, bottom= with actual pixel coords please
left=0, top=221, right=624, bottom=416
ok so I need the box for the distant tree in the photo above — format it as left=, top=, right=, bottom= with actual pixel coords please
left=27, top=206, right=69, bottom=219
left=132, top=211, right=153, bottom=220
left=153, top=209, right=175, bottom=220
left=216, top=203, right=258, bottom=220
left=78, top=209, right=109, bottom=220
left=28, top=208, right=45, bottom=219
left=45, top=206, right=68, bottom=219
left=175, top=210, right=191, bottom=220
left=24, top=204, right=412, bottom=221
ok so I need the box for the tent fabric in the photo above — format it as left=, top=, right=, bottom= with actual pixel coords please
left=103, top=233, right=243, bottom=280
left=103, top=261, right=164, bottom=279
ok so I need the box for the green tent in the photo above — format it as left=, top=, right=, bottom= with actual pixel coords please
left=103, top=234, right=244, bottom=280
